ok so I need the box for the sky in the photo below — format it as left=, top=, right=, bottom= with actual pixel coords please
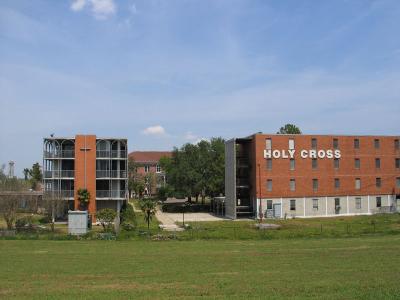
left=1, top=0, right=400, bottom=176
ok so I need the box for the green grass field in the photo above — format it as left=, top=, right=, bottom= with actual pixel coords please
left=1, top=235, right=400, bottom=299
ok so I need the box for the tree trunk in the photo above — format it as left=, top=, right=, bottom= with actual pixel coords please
left=195, top=195, right=199, bottom=203
left=201, top=195, right=205, bottom=206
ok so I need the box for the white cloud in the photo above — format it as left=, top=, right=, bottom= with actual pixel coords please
left=142, top=125, right=166, bottom=136
left=130, top=3, right=138, bottom=14
left=90, top=0, right=116, bottom=19
left=70, top=0, right=116, bottom=20
left=71, top=0, right=86, bottom=11
left=193, top=137, right=209, bottom=144
left=185, top=131, right=197, bottom=141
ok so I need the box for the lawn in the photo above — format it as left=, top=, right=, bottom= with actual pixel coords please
left=1, top=235, right=400, bottom=299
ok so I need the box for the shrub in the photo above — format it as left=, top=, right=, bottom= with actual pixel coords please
left=38, top=215, right=51, bottom=224
left=96, top=208, right=116, bottom=232
left=15, top=216, right=34, bottom=232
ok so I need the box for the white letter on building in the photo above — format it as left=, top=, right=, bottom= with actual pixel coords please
left=264, top=149, right=272, bottom=159
left=300, top=150, right=308, bottom=159
left=309, top=150, right=317, bottom=158
left=273, top=150, right=281, bottom=158
left=334, top=150, right=341, bottom=159
left=318, top=150, right=326, bottom=159
left=288, top=149, right=296, bottom=158
left=326, top=150, right=333, bottom=159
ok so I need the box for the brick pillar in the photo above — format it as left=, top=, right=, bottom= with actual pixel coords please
left=74, top=135, right=97, bottom=221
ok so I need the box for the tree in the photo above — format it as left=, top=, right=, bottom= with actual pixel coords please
left=128, top=157, right=139, bottom=198
left=23, top=168, right=30, bottom=181
left=277, top=124, right=302, bottom=134
left=96, top=208, right=116, bottom=232
left=28, top=162, right=42, bottom=190
left=161, top=138, right=225, bottom=203
left=120, top=203, right=137, bottom=231
left=42, top=192, right=67, bottom=232
left=0, top=177, right=27, bottom=230
left=139, top=199, right=157, bottom=230
left=77, top=188, right=90, bottom=210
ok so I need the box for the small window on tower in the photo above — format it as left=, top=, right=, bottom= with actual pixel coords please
left=289, top=139, right=295, bottom=150
left=354, top=139, right=360, bottom=149
left=333, top=138, right=339, bottom=149
left=374, top=139, right=380, bottom=149
left=266, top=138, right=272, bottom=150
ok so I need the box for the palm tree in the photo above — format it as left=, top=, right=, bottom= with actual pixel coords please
left=23, top=168, right=30, bottom=181
left=139, top=199, right=157, bottom=231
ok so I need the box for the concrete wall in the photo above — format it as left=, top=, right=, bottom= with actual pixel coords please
left=258, top=194, right=396, bottom=218
left=225, top=139, right=236, bottom=219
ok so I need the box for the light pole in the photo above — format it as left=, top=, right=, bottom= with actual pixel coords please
left=258, top=163, right=263, bottom=223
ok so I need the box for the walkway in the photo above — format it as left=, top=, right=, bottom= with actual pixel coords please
left=155, top=210, right=183, bottom=231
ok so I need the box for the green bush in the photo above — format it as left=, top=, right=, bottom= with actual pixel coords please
left=38, top=215, right=51, bottom=224
left=15, top=216, right=34, bottom=232
left=96, top=208, right=116, bottom=232
left=120, top=204, right=137, bottom=231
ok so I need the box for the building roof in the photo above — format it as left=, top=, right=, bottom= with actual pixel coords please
left=129, top=151, right=172, bottom=163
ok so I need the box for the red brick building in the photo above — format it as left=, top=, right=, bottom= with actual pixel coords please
left=128, top=151, right=172, bottom=195
left=225, top=133, right=400, bottom=219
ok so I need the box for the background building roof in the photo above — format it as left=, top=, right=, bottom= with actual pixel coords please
left=129, top=151, right=172, bottom=163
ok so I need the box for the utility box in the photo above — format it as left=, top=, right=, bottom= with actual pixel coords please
left=68, top=210, right=88, bottom=235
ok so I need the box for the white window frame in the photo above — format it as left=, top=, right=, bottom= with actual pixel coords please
left=355, top=178, right=361, bottom=190
left=313, top=199, right=319, bottom=210
left=355, top=197, right=362, bottom=209
left=290, top=179, right=296, bottom=191
left=266, top=138, right=272, bottom=150
left=288, top=139, right=295, bottom=150
left=266, top=179, right=272, bottom=192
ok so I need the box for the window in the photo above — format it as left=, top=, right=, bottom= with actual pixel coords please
left=267, top=200, right=273, bottom=210
left=266, top=159, right=272, bottom=170
left=355, top=197, right=361, bottom=209
left=313, top=179, right=318, bottom=191
left=156, top=165, right=161, bottom=173
left=335, top=198, right=340, bottom=208
left=355, top=178, right=361, bottom=189
left=312, top=158, right=318, bottom=169
left=375, top=158, right=381, bottom=169
left=290, top=179, right=296, bottom=191
left=376, top=197, right=381, bottom=208
left=290, top=199, right=296, bottom=211
left=396, top=158, right=400, bottom=169
left=266, top=179, right=272, bottom=192
left=397, top=177, right=400, bottom=188
left=266, top=138, right=272, bottom=150
left=290, top=159, right=295, bottom=170
left=311, top=138, right=317, bottom=149
left=354, top=138, right=360, bottom=149
left=313, top=199, right=319, bottom=210
left=333, top=138, right=339, bottom=149
left=374, top=139, right=380, bottom=149
left=395, top=139, right=399, bottom=150
left=144, top=165, right=150, bottom=173
left=289, top=139, right=295, bottom=150
left=355, top=158, right=360, bottom=169
left=376, top=177, right=381, bottom=188
left=334, top=178, right=340, bottom=189
left=334, top=158, right=340, bottom=169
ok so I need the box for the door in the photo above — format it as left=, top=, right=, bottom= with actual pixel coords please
left=273, top=203, right=281, bottom=218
